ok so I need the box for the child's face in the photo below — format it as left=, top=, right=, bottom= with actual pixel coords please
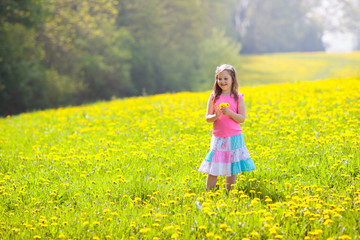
left=217, top=70, right=233, bottom=92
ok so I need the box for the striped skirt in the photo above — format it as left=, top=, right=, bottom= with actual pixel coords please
left=198, top=133, right=256, bottom=176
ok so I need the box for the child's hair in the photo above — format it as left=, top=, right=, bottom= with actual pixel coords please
left=213, top=64, right=239, bottom=102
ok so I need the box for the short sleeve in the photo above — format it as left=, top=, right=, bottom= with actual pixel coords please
left=210, top=92, right=215, bottom=101
left=237, top=93, right=244, bottom=104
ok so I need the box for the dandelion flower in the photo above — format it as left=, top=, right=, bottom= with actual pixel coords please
left=339, top=235, right=352, bottom=240
left=251, top=231, right=260, bottom=238
left=139, top=228, right=151, bottom=234
left=220, top=223, right=227, bottom=229
left=199, top=225, right=207, bottom=230
left=219, top=103, right=230, bottom=108
left=206, top=232, right=214, bottom=237
left=171, top=233, right=179, bottom=239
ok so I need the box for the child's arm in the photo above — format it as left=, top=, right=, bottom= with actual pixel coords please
left=221, top=96, right=246, bottom=123
left=206, top=95, right=221, bottom=123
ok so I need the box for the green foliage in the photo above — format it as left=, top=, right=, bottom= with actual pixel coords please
left=0, top=22, right=43, bottom=114
left=1, top=0, right=241, bottom=115
left=0, top=22, right=75, bottom=115
left=195, top=29, right=242, bottom=91
left=3, top=0, right=357, bottom=115
left=39, top=1, right=134, bottom=102
left=0, top=0, right=44, bottom=27
left=116, top=0, right=209, bottom=95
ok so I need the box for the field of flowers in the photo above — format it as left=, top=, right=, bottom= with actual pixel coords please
left=0, top=77, right=359, bottom=239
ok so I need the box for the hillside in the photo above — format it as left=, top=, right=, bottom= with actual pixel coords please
left=0, top=77, right=359, bottom=239
left=236, top=52, right=360, bottom=86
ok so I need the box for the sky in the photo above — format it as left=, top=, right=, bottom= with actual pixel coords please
left=323, top=31, right=358, bottom=53
left=317, top=0, right=359, bottom=52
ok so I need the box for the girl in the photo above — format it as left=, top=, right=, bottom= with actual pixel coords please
left=198, top=64, right=255, bottom=191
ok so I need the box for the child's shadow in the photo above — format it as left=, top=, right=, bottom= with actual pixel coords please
left=235, top=179, right=286, bottom=204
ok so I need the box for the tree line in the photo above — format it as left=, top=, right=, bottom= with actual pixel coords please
left=1, top=0, right=359, bottom=116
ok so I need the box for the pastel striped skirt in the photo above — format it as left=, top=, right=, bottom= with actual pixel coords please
left=198, top=133, right=255, bottom=176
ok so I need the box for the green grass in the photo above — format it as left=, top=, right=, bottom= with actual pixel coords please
left=237, top=52, right=360, bottom=86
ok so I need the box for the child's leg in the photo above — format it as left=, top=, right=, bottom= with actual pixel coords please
left=206, top=174, right=218, bottom=191
left=226, top=174, right=237, bottom=190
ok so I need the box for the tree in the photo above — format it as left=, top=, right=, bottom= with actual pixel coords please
left=0, top=0, right=50, bottom=115
left=194, top=29, right=242, bottom=91
left=234, top=0, right=324, bottom=53
left=116, top=0, right=207, bottom=94
left=39, top=0, right=134, bottom=103
left=0, top=0, right=44, bottom=27
left=0, top=0, right=243, bottom=115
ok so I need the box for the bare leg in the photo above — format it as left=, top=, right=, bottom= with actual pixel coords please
left=206, top=174, right=218, bottom=191
left=226, top=174, right=237, bottom=191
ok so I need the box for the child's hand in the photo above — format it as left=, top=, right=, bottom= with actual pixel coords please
left=220, top=103, right=231, bottom=115
left=221, top=106, right=231, bottom=115
left=214, top=104, right=222, bottom=118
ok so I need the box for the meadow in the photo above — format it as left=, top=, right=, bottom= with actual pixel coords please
left=237, top=52, right=360, bottom=86
left=1, top=55, right=360, bottom=239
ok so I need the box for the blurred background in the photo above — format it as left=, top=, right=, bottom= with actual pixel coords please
left=1, top=0, right=360, bottom=116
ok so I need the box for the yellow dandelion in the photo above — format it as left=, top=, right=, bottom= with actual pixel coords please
left=251, top=231, right=260, bottom=238
left=220, top=223, right=227, bottom=229
left=324, top=219, right=333, bottom=225
left=58, top=233, right=66, bottom=238
left=139, top=227, right=151, bottom=234
left=199, top=225, right=206, bottom=230
left=219, top=103, right=230, bottom=108
left=206, top=232, right=214, bottom=237
left=339, top=235, right=352, bottom=240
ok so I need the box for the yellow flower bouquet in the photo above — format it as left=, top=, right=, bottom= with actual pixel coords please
left=219, top=103, right=230, bottom=108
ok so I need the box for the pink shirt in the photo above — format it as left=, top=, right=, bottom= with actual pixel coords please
left=212, top=93, right=243, bottom=137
